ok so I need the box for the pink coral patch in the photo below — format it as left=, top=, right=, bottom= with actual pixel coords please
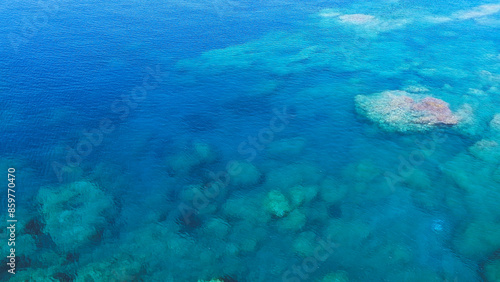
left=355, top=90, right=461, bottom=132
left=411, top=97, right=459, bottom=125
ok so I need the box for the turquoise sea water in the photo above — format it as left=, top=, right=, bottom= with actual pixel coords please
left=1, top=0, right=500, bottom=281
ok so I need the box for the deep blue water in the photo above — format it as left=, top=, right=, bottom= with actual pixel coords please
left=1, top=0, right=500, bottom=281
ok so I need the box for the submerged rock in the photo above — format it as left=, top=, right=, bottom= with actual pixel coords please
left=267, top=137, right=307, bottom=159
left=75, top=253, right=142, bottom=282
left=355, top=90, right=461, bottom=132
left=490, top=114, right=500, bottom=131
left=453, top=220, right=500, bottom=259
left=469, top=139, right=500, bottom=163
left=484, top=259, right=500, bottom=282
left=167, top=142, right=217, bottom=175
left=264, top=190, right=292, bottom=218
left=320, top=270, right=349, bottom=282
left=37, top=181, right=115, bottom=252
left=228, top=161, right=261, bottom=187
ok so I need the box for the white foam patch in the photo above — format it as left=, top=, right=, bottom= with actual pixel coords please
left=424, top=16, right=453, bottom=24
left=317, top=9, right=410, bottom=34
left=318, top=9, right=341, bottom=18
left=339, top=14, right=377, bottom=25
left=454, top=4, right=500, bottom=20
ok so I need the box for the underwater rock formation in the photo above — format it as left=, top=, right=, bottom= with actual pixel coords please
left=490, top=114, right=500, bottom=131
left=36, top=181, right=115, bottom=252
left=453, top=220, right=500, bottom=259
left=167, top=142, right=217, bottom=175
left=277, top=209, right=307, bottom=231
left=228, top=161, right=261, bottom=187
left=484, top=258, right=500, bottom=282
left=355, top=90, right=461, bottom=132
left=320, top=178, right=347, bottom=203
left=323, top=219, right=371, bottom=248
left=469, top=139, right=500, bottom=163
left=292, top=231, right=317, bottom=257
left=266, top=137, right=307, bottom=159
left=264, top=163, right=323, bottom=190
left=441, top=152, right=500, bottom=259
left=75, top=253, right=142, bottom=282
left=320, top=270, right=350, bottom=282
left=264, top=190, right=292, bottom=218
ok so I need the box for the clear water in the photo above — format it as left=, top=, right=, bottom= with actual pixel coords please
left=1, top=0, right=500, bottom=281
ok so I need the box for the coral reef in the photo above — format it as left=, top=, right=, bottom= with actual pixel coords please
left=288, top=185, right=319, bottom=208
left=228, top=161, right=261, bottom=187
left=319, top=270, right=349, bottom=282
left=484, top=259, right=500, bottom=282
left=293, top=231, right=317, bottom=257
left=454, top=220, right=500, bottom=259
left=320, top=178, right=348, bottom=203
left=264, top=163, right=323, bottom=190
left=202, top=217, right=231, bottom=239
left=490, top=114, right=500, bottom=131
left=36, top=181, right=114, bottom=252
left=11, top=1, right=500, bottom=281
left=264, top=190, right=292, bottom=218
left=222, top=195, right=270, bottom=224
left=167, top=142, right=217, bottom=175
left=267, top=137, right=307, bottom=159
left=341, top=159, right=384, bottom=194
left=75, top=254, right=142, bottom=282
left=324, top=219, right=371, bottom=248
left=355, top=90, right=461, bottom=132
left=11, top=250, right=67, bottom=281
left=469, top=139, right=500, bottom=163
left=277, top=209, right=307, bottom=231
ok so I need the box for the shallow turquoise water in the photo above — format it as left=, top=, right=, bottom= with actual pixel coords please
left=1, top=0, right=500, bottom=281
